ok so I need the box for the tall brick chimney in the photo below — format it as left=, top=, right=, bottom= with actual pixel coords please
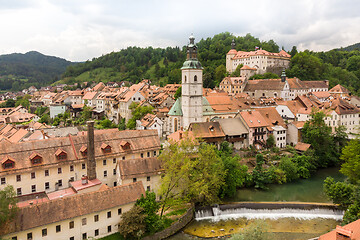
left=87, top=121, right=97, bottom=180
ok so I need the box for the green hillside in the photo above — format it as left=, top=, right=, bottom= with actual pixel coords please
left=0, top=51, right=73, bottom=91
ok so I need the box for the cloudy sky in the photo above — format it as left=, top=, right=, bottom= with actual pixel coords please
left=0, top=0, right=359, bottom=62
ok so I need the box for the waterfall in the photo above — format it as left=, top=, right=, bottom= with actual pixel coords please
left=195, top=204, right=344, bottom=222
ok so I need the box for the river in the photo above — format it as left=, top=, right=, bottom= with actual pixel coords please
left=168, top=167, right=345, bottom=240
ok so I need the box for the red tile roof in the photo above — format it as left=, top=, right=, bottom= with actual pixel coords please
left=319, top=219, right=360, bottom=240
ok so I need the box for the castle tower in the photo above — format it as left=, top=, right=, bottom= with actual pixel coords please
left=181, top=35, right=203, bottom=130
left=226, top=39, right=237, bottom=73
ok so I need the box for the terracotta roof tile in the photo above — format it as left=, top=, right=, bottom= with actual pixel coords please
left=119, top=157, right=162, bottom=179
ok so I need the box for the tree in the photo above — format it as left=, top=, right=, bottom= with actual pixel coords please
left=126, top=103, right=154, bottom=130
left=302, top=110, right=338, bottom=167
left=135, top=191, right=163, bottom=234
left=340, top=139, right=360, bottom=183
left=252, top=154, right=271, bottom=189
left=118, top=205, right=146, bottom=239
left=174, top=87, right=181, bottom=100
left=0, top=185, right=18, bottom=225
left=158, top=135, right=225, bottom=216
left=289, top=46, right=298, bottom=57
left=287, top=51, right=323, bottom=80
left=266, top=134, right=275, bottom=148
left=279, top=157, right=299, bottom=182
left=323, top=177, right=355, bottom=209
left=4, top=99, right=15, bottom=108
left=230, top=64, right=243, bottom=77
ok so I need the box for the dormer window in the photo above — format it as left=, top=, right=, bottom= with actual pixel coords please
left=80, top=145, right=87, bottom=156
left=55, top=149, right=67, bottom=160
left=120, top=141, right=131, bottom=151
left=101, top=143, right=112, bottom=153
left=30, top=152, right=42, bottom=165
left=2, top=157, right=15, bottom=169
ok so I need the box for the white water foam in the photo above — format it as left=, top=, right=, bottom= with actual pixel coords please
left=195, top=208, right=344, bottom=222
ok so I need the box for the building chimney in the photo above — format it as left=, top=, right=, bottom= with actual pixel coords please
left=336, top=226, right=352, bottom=240
left=87, top=121, right=97, bottom=180
left=281, top=69, right=286, bottom=82
left=81, top=175, right=88, bottom=185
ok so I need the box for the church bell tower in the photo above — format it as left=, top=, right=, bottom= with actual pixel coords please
left=181, top=35, right=203, bottom=130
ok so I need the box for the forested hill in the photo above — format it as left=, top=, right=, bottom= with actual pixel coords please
left=60, top=33, right=280, bottom=88
left=0, top=51, right=73, bottom=91
left=338, top=42, right=360, bottom=52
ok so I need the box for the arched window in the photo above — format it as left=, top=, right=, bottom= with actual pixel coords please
left=194, top=75, right=197, bottom=82
left=184, top=75, right=187, bottom=83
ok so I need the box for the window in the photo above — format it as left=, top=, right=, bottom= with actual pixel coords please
left=94, top=214, right=99, bottom=222
left=70, top=237, right=74, bottom=240
left=70, top=165, right=74, bottom=172
left=27, top=232, right=32, bottom=240
left=113, top=158, right=116, bottom=164
left=114, top=182, right=117, bottom=187
left=147, top=152, right=150, bottom=157
left=118, top=208, right=122, bottom=215
left=147, top=176, right=150, bottom=181
left=107, top=211, right=111, bottom=218
left=95, top=229, right=99, bottom=236
left=141, top=153, right=144, bottom=158
left=153, top=151, right=157, bottom=156
left=58, top=167, right=62, bottom=174
left=45, top=182, right=50, bottom=190
left=69, top=221, right=74, bottom=229
left=107, top=225, right=112, bottom=233
left=82, top=233, right=87, bottom=239
left=58, top=180, right=63, bottom=187
left=16, top=175, right=21, bottom=182
left=0, top=177, right=5, bottom=185
left=56, top=225, right=61, bottom=233
left=45, top=169, right=49, bottom=176
left=113, top=169, right=116, bottom=175
left=147, top=186, right=151, bottom=191
left=122, top=156, right=125, bottom=160
left=133, top=178, right=137, bottom=182
left=82, top=163, right=86, bottom=169
left=42, top=228, right=47, bottom=237
left=194, top=75, right=197, bottom=82
left=104, top=170, right=107, bottom=178
left=31, top=172, right=35, bottom=179
left=31, top=185, right=36, bottom=193
left=82, top=218, right=87, bottom=226
left=12, top=237, right=17, bottom=240
left=103, top=159, right=107, bottom=166
left=17, top=188, right=22, bottom=196
left=70, top=177, right=74, bottom=182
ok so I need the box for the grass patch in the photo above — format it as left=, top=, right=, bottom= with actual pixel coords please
left=165, top=208, right=187, bottom=217
left=99, top=232, right=124, bottom=240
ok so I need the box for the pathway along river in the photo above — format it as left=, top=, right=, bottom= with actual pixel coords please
left=168, top=167, right=346, bottom=240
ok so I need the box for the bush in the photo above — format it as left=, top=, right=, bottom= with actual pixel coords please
left=279, top=157, right=299, bottom=182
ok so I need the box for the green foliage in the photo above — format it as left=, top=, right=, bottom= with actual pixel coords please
left=15, top=95, right=31, bottom=108
left=252, top=154, right=271, bottom=189
left=96, top=118, right=117, bottom=129
left=135, top=191, right=163, bottom=234
left=266, top=134, right=276, bottom=148
left=0, top=51, right=73, bottom=91
left=229, top=220, right=273, bottom=240
left=0, top=98, right=15, bottom=108
left=35, top=106, right=49, bottom=117
left=118, top=205, right=146, bottom=239
left=0, top=185, right=18, bottom=225
left=39, top=114, right=50, bottom=124
left=249, top=72, right=279, bottom=80
left=118, top=118, right=126, bottom=131
left=292, top=155, right=316, bottom=179
left=174, top=87, right=181, bottom=100
left=323, top=177, right=355, bottom=209
left=158, top=136, right=225, bottom=217
left=279, top=157, right=299, bottom=182
left=302, top=110, right=338, bottom=167
left=126, top=103, right=154, bottom=130
left=230, top=64, right=243, bottom=77
left=268, top=167, right=287, bottom=184
left=287, top=51, right=323, bottom=80
left=340, top=139, right=360, bottom=183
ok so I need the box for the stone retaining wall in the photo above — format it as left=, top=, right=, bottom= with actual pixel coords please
left=143, top=206, right=194, bottom=240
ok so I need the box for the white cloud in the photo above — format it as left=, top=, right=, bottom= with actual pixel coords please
left=0, top=0, right=359, bottom=61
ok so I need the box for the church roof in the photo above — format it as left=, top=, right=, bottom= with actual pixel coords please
left=181, top=59, right=203, bottom=70
left=168, top=97, right=215, bottom=116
